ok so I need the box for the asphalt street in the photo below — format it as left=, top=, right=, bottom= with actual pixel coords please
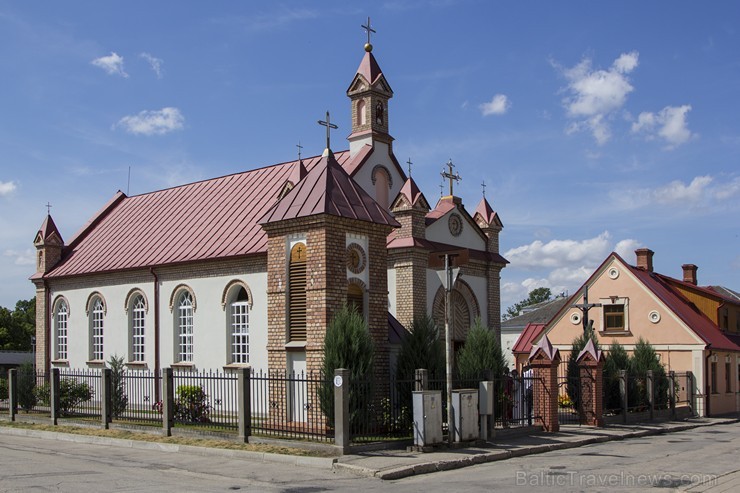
left=1, top=423, right=738, bottom=492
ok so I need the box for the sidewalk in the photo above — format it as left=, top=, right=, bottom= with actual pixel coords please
left=334, top=418, right=738, bottom=480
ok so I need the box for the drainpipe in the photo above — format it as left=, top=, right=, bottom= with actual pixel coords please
left=150, top=268, right=161, bottom=402
left=705, top=350, right=713, bottom=417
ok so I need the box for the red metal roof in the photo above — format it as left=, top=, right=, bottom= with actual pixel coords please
left=396, top=177, right=429, bottom=209
left=512, top=323, right=546, bottom=355
left=46, top=151, right=364, bottom=278
left=259, top=151, right=400, bottom=227
left=355, top=51, right=386, bottom=88
left=36, top=214, right=63, bottom=243
left=473, top=197, right=503, bottom=228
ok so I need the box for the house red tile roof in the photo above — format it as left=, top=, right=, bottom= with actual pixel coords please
left=45, top=150, right=371, bottom=278
left=259, top=150, right=400, bottom=227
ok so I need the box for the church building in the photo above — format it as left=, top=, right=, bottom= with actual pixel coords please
left=31, top=31, right=508, bottom=384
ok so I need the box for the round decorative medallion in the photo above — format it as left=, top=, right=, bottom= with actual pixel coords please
left=648, top=310, right=661, bottom=324
left=346, top=243, right=366, bottom=274
left=570, top=312, right=582, bottom=325
left=448, top=213, right=463, bottom=237
left=608, top=267, right=620, bottom=279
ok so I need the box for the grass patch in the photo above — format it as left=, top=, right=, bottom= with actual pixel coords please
left=0, top=420, right=338, bottom=458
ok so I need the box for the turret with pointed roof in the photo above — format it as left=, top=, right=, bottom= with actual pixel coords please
left=474, top=195, right=503, bottom=255
left=346, top=42, right=394, bottom=156
left=32, top=214, right=64, bottom=278
left=390, top=175, right=430, bottom=240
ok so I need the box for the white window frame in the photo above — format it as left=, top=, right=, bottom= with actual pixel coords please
left=131, top=295, right=146, bottom=362
left=177, top=291, right=194, bottom=362
left=91, top=298, right=104, bottom=361
left=55, top=301, right=68, bottom=360
left=230, top=300, right=250, bottom=364
left=599, top=297, right=630, bottom=332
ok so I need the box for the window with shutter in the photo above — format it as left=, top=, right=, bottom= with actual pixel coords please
left=289, top=243, right=307, bottom=341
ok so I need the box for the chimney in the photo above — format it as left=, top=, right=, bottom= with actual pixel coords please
left=682, top=264, right=698, bottom=285
left=635, top=248, right=654, bottom=272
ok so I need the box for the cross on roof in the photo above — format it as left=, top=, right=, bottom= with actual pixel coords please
left=296, top=141, right=303, bottom=161
left=406, top=158, right=413, bottom=177
left=361, top=17, right=376, bottom=47
left=441, top=159, right=462, bottom=196
left=571, top=285, right=602, bottom=334
left=45, top=202, right=52, bottom=215
left=317, top=111, right=338, bottom=152
left=481, top=180, right=487, bottom=198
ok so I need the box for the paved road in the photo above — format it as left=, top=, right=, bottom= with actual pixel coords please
left=1, top=424, right=738, bottom=492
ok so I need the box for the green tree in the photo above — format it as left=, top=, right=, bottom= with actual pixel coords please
left=566, top=325, right=600, bottom=410
left=395, top=315, right=444, bottom=381
left=319, top=304, right=375, bottom=428
left=0, top=298, right=36, bottom=350
left=503, top=288, right=552, bottom=320
left=17, top=362, right=37, bottom=411
left=603, top=340, right=630, bottom=411
left=108, top=354, right=129, bottom=419
left=630, top=337, right=669, bottom=409
left=456, top=318, right=507, bottom=381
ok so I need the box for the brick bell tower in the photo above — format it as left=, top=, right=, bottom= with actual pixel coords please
left=473, top=194, right=507, bottom=341
left=30, top=213, right=65, bottom=371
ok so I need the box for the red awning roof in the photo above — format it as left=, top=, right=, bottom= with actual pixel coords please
left=512, top=323, right=546, bottom=355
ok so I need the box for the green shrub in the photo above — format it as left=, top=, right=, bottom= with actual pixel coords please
left=456, top=318, right=506, bottom=381
left=108, top=354, right=129, bottom=419
left=17, top=362, right=37, bottom=411
left=0, top=377, right=8, bottom=400
left=395, top=315, right=444, bottom=381
left=630, top=337, right=669, bottom=409
left=603, top=341, right=630, bottom=411
left=35, top=378, right=93, bottom=415
left=174, top=385, right=211, bottom=423
left=319, top=304, right=375, bottom=429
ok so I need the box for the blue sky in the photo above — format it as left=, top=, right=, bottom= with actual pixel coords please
left=1, top=1, right=738, bottom=312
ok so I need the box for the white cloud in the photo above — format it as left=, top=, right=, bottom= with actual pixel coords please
left=557, top=51, right=638, bottom=144
left=3, top=249, right=34, bottom=266
left=116, top=107, right=185, bottom=136
left=610, top=175, right=740, bottom=211
left=632, top=105, right=695, bottom=148
left=0, top=181, right=17, bottom=196
left=653, top=175, right=712, bottom=204
left=91, top=52, right=128, bottom=78
left=614, top=239, right=642, bottom=260
left=140, top=52, right=163, bottom=78
left=479, top=94, right=510, bottom=116
left=504, top=231, right=613, bottom=270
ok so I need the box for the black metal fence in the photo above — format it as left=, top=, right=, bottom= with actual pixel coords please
left=16, top=369, right=50, bottom=415
left=557, top=375, right=581, bottom=425
left=172, top=370, right=238, bottom=431
left=0, top=374, right=8, bottom=412
left=57, top=369, right=102, bottom=419
left=349, top=377, right=415, bottom=442
left=114, top=370, right=161, bottom=425
left=251, top=370, right=333, bottom=442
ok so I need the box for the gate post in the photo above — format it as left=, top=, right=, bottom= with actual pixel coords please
left=50, top=368, right=60, bottom=425
left=619, top=370, right=628, bottom=423
left=687, top=371, right=696, bottom=416
left=237, top=367, right=251, bottom=443
left=668, top=371, right=676, bottom=420
left=527, top=336, right=560, bottom=432
left=8, top=368, right=17, bottom=421
left=161, top=368, right=174, bottom=436
left=646, top=370, right=654, bottom=420
left=101, top=368, right=112, bottom=429
left=576, top=340, right=604, bottom=426
left=334, top=368, right=350, bottom=454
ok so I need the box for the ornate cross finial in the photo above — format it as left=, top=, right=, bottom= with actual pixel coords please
left=481, top=180, right=487, bottom=198
left=361, top=17, right=376, bottom=51
left=317, top=111, right=338, bottom=152
left=440, top=159, right=462, bottom=196
left=406, top=158, right=413, bottom=177
left=45, top=202, right=52, bottom=215
left=296, top=141, right=303, bottom=161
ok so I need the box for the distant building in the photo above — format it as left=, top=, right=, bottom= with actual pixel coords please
left=501, top=296, right=568, bottom=369
left=0, top=351, right=34, bottom=377
left=514, top=248, right=740, bottom=416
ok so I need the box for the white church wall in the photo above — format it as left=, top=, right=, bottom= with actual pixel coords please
left=425, top=210, right=486, bottom=251
left=387, top=267, right=397, bottom=317
left=351, top=143, right=403, bottom=210
left=425, top=269, right=489, bottom=329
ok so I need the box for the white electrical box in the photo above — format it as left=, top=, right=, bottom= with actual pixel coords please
left=452, top=389, right=479, bottom=442
left=479, top=381, right=494, bottom=415
left=412, top=390, right=443, bottom=446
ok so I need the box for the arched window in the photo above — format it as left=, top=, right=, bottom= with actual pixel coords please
left=230, top=287, right=250, bottom=364
left=289, top=243, right=307, bottom=342
left=357, top=99, right=366, bottom=126
left=54, top=300, right=68, bottom=360
left=176, top=291, right=194, bottom=362
left=90, top=297, right=105, bottom=361
left=130, top=295, right=146, bottom=362
left=347, top=283, right=364, bottom=317
left=373, top=167, right=390, bottom=209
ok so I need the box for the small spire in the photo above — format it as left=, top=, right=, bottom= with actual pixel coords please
left=361, top=16, right=375, bottom=52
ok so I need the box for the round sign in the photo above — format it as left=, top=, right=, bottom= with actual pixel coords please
left=333, top=375, right=343, bottom=388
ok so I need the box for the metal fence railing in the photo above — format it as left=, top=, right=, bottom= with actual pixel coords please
left=250, top=370, right=333, bottom=442
left=172, top=370, right=238, bottom=431
left=349, top=377, right=415, bottom=442
left=16, top=369, right=50, bottom=415
left=0, top=375, right=8, bottom=412
left=114, top=370, right=161, bottom=425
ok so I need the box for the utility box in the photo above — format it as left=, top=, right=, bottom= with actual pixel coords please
left=479, top=381, right=494, bottom=415
left=412, top=390, right=443, bottom=446
left=452, top=389, right=479, bottom=442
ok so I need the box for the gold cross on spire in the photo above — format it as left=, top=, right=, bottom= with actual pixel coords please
left=441, top=159, right=461, bottom=196
left=317, top=111, right=338, bottom=153
left=361, top=17, right=375, bottom=52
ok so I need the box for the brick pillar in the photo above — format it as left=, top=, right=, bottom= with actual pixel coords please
left=33, top=283, right=49, bottom=372
left=527, top=336, right=560, bottom=432
left=577, top=340, right=604, bottom=427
